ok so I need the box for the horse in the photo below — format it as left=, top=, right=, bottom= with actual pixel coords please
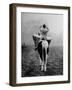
left=33, top=35, right=51, bottom=71
left=37, top=38, right=50, bottom=71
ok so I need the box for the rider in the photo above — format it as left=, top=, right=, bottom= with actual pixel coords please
left=35, top=24, right=50, bottom=50
left=39, top=24, right=49, bottom=41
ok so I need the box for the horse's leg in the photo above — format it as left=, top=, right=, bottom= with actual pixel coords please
left=44, top=53, right=48, bottom=71
left=44, top=60, right=47, bottom=71
left=39, top=56, right=42, bottom=65
left=44, top=60, right=46, bottom=71
left=41, top=61, right=44, bottom=71
left=40, top=47, right=44, bottom=71
left=39, top=56, right=43, bottom=71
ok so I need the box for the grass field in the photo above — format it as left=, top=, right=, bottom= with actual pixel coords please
left=21, top=45, right=63, bottom=77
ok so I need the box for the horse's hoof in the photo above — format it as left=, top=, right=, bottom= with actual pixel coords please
left=44, top=70, right=46, bottom=72
left=41, top=68, right=43, bottom=71
left=44, top=69, right=46, bottom=72
left=41, top=69, right=43, bottom=71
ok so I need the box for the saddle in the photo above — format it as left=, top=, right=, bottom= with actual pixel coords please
left=32, top=34, right=51, bottom=50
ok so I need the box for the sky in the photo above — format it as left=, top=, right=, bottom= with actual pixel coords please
left=21, top=12, right=63, bottom=47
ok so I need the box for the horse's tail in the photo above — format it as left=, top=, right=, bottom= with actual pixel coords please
left=42, top=47, right=46, bottom=62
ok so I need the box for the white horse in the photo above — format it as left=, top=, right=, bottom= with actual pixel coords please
left=37, top=39, right=49, bottom=71
left=33, top=34, right=51, bottom=71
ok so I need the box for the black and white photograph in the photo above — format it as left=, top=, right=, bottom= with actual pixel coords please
left=21, top=13, right=63, bottom=77
left=9, top=3, right=70, bottom=86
